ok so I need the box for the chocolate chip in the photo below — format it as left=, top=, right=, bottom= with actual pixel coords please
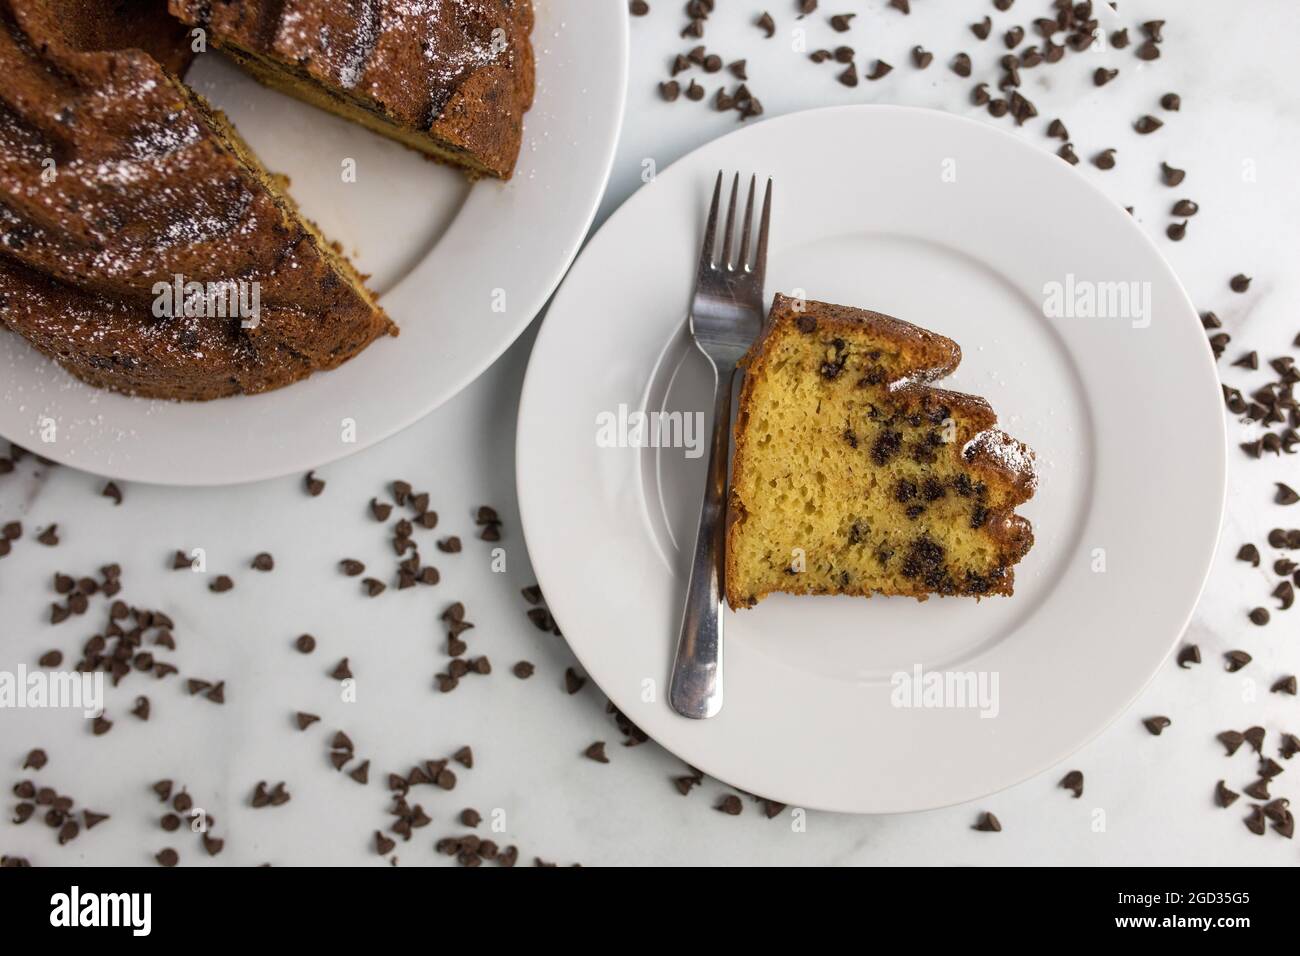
left=37, top=525, right=58, bottom=546
left=1142, top=716, right=1170, bottom=736
left=1092, top=148, right=1116, bottom=170
left=1215, top=780, right=1239, bottom=807
left=1244, top=779, right=1270, bottom=802
left=866, top=60, right=892, bottom=80
left=155, top=848, right=178, bottom=867
left=38, top=650, right=62, bottom=667
left=659, top=80, right=680, bottom=102
left=209, top=575, right=233, bottom=593
left=512, top=661, right=535, bottom=679
left=304, top=471, right=325, bottom=496
left=1057, top=142, right=1079, bottom=165
left=583, top=742, right=609, bottom=763
left=1093, top=67, right=1118, bottom=86
left=1134, top=115, right=1162, bottom=134
left=1161, top=92, right=1181, bottom=110
left=437, top=536, right=462, bottom=553
left=829, top=13, right=854, bottom=32
left=973, top=812, right=1001, bottom=832
left=92, top=715, right=112, bottom=736
left=1059, top=770, right=1083, bottom=798
left=729, top=59, right=747, bottom=79
left=1225, top=650, right=1252, bottom=673
left=349, top=760, right=370, bottom=784
left=101, top=481, right=122, bottom=505
left=1274, top=675, right=1298, bottom=695
left=911, top=46, right=932, bottom=68
left=837, top=64, right=857, bottom=87
left=1176, top=644, right=1201, bottom=669
left=1249, top=607, right=1270, bottom=626
left=1160, top=162, right=1186, bottom=186
left=951, top=53, right=972, bottom=77
left=251, top=552, right=274, bottom=571
left=363, top=577, right=386, bottom=597
left=331, top=658, right=353, bottom=680
left=756, top=12, right=775, bottom=37
left=1230, top=273, right=1251, bottom=293
left=1276, top=483, right=1299, bottom=505
left=1047, top=118, right=1068, bottom=140
left=1275, top=581, right=1296, bottom=610
left=564, top=667, right=587, bottom=695
left=1166, top=221, right=1186, bottom=241
left=295, top=712, right=319, bottom=730
left=717, top=794, right=744, bottom=815
left=971, top=17, right=991, bottom=39
left=1244, top=726, right=1266, bottom=754
left=1136, top=39, right=1160, bottom=61
left=295, top=633, right=316, bottom=654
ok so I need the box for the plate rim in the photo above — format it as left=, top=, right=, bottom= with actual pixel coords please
left=516, top=103, right=1227, bottom=814
left=0, top=2, right=630, bottom=487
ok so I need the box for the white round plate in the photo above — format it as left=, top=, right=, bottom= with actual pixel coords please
left=0, top=1, right=627, bottom=485
left=517, top=106, right=1225, bottom=814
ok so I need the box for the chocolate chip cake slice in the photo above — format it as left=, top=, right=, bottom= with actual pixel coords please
left=725, top=293, right=1037, bottom=609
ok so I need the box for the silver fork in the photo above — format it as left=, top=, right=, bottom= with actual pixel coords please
left=669, top=172, right=771, bottom=720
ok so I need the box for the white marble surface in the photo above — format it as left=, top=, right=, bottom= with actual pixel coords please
left=2, top=0, right=1298, bottom=866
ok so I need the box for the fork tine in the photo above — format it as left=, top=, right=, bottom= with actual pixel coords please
left=753, top=177, right=773, bottom=287
left=698, top=171, right=723, bottom=274
left=737, top=174, right=756, bottom=271
left=720, top=172, right=739, bottom=270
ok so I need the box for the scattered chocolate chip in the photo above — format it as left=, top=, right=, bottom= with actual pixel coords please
left=1093, top=67, right=1118, bottom=86
left=1176, top=644, right=1201, bottom=669
left=1276, top=483, right=1298, bottom=505
left=1230, top=273, right=1252, bottom=293
left=155, top=848, right=178, bottom=867
left=911, top=46, right=932, bottom=68
left=1166, top=221, right=1186, bottom=241
left=756, top=11, right=775, bottom=37
left=131, top=696, right=150, bottom=720
left=1225, top=650, right=1252, bottom=673
left=295, top=634, right=316, bottom=654
left=1160, top=162, right=1186, bottom=186
left=1134, top=115, right=1163, bottom=134
left=1057, top=142, right=1079, bottom=165
left=951, top=52, right=971, bottom=77
left=828, top=13, right=854, bottom=32
left=1136, top=39, right=1160, bottom=61
left=295, top=712, right=319, bottom=730
left=837, top=64, right=858, bottom=87
left=209, top=575, right=233, bottom=593
left=512, top=661, right=535, bottom=679
left=1059, top=770, right=1083, bottom=798
left=1244, top=778, right=1271, bottom=801
left=717, top=794, right=744, bottom=815
left=1273, top=675, right=1297, bottom=695
left=971, top=16, right=991, bottom=40
left=583, top=742, right=609, bottom=763
left=37, top=525, right=58, bottom=546
left=331, top=658, right=353, bottom=680
left=973, top=812, right=1001, bottom=832
left=1160, top=92, right=1180, bottom=110
left=251, top=552, right=274, bottom=571
left=349, top=760, right=370, bottom=784
left=564, top=667, right=587, bottom=695
left=38, top=650, right=62, bottom=667
left=1143, top=716, right=1171, bottom=736
left=1092, top=148, right=1116, bottom=170
left=363, top=577, right=386, bottom=597
left=304, top=471, right=325, bottom=496
left=1171, top=199, right=1199, bottom=217
left=1249, top=607, right=1270, bottom=626
left=101, top=481, right=122, bottom=505
left=866, top=60, right=892, bottom=80
left=1244, top=726, right=1267, bottom=754
left=1215, top=780, right=1239, bottom=808
left=91, top=715, right=112, bottom=736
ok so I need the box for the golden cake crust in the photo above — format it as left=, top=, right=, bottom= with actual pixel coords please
left=725, top=293, right=1037, bottom=609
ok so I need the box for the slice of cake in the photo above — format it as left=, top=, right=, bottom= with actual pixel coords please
left=167, top=0, right=536, bottom=180
left=0, top=0, right=395, bottom=400
left=725, top=293, right=1037, bottom=609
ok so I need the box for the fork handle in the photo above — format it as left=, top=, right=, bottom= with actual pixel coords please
left=669, top=360, right=735, bottom=719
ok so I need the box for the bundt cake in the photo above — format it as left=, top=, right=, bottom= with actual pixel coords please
left=168, top=0, right=536, bottom=181
left=0, top=0, right=395, bottom=400
left=725, top=294, right=1037, bottom=609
